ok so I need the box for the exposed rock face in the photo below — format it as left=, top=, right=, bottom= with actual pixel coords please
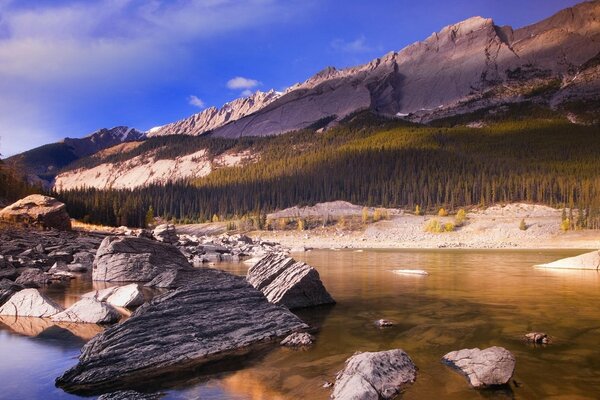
left=0, top=288, right=63, bottom=317
left=332, top=349, right=417, bottom=399
left=56, top=268, right=308, bottom=394
left=0, top=279, right=23, bottom=306
left=246, top=253, right=335, bottom=309
left=535, top=250, right=600, bottom=270
left=0, top=195, right=71, bottom=230
left=15, top=268, right=51, bottom=287
left=152, top=224, right=178, bottom=244
left=280, top=332, right=314, bottom=347
left=442, top=346, right=515, bottom=388
left=51, top=298, right=121, bottom=324
left=83, top=284, right=145, bottom=308
left=92, top=236, right=193, bottom=282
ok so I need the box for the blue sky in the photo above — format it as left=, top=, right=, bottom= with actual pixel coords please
left=0, top=0, right=583, bottom=156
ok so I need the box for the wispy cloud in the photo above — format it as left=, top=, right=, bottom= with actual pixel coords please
left=330, top=35, right=380, bottom=53
left=240, top=89, right=254, bottom=97
left=227, top=76, right=260, bottom=90
left=188, top=95, right=205, bottom=108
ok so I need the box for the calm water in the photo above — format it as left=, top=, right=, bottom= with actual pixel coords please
left=1, top=249, right=599, bottom=399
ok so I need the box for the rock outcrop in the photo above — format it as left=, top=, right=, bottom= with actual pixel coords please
left=92, top=236, right=193, bottom=282
left=246, top=253, right=335, bottom=309
left=0, top=279, right=23, bottom=306
left=51, top=298, right=121, bottom=324
left=442, top=346, right=515, bottom=388
left=535, top=250, right=600, bottom=270
left=83, top=284, right=144, bottom=308
left=0, top=195, right=71, bottom=230
left=332, top=349, right=417, bottom=399
left=56, top=268, right=308, bottom=394
left=0, top=288, right=63, bottom=317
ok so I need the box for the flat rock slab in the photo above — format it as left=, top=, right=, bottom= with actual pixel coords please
left=92, top=236, right=193, bottom=282
left=0, top=288, right=64, bottom=317
left=52, top=298, right=121, bottom=324
left=535, top=250, right=600, bottom=270
left=247, top=253, right=335, bottom=309
left=332, top=349, right=417, bottom=399
left=0, top=195, right=72, bottom=230
left=442, top=346, right=515, bottom=388
left=56, top=268, right=308, bottom=394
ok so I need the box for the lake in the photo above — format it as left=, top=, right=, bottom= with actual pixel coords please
left=1, top=249, right=599, bottom=399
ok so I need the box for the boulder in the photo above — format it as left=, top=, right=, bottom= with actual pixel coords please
left=56, top=268, right=308, bottom=394
left=332, top=349, right=417, bottom=399
left=247, top=253, right=335, bottom=309
left=15, top=268, right=51, bottom=287
left=280, top=332, right=314, bottom=347
left=97, top=391, right=162, bottom=400
left=0, top=279, right=24, bottom=306
left=0, top=288, right=63, bottom=317
left=442, top=346, right=515, bottom=388
left=83, top=284, right=144, bottom=308
left=0, top=195, right=72, bottom=230
left=92, top=236, right=193, bottom=282
left=52, top=298, right=121, bottom=324
left=152, top=224, right=178, bottom=244
left=535, top=250, right=600, bottom=270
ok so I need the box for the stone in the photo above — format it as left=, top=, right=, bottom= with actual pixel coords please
left=280, top=332, right=314, bottom=347
left=15, top=268, right=51, bottom=287
left=442, top=346, right=515, bottom=388
left=56, top=268, right=308, bottom=394
left=152, top=224, right=178, bottom=244
left=92, top=236, right=193, bottom=282
left=535, top=250, right=600, bottom=270
left=247, top=253, right=335, bottom=309
left=332, top=349, right=417, bottom=399
left=0, top=195, right=72, bottom=230
left=0, top=256, right=17, bottom=280
left=97, top=391, right=163, bottom=400
left=83, top=284, right=145, bottom=308
left=525, top=332, right=549, bottom=344
left=52, top=298, right=121, bottom=324
left=0, top=279, right=24, bottom=306
left=375, top=319, right=394, bottom=327
left=67, top=263, right=88, bottom=273
left=0, top=288, right=64, bottom=317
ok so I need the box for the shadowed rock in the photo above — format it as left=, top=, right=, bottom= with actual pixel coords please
left=0, top=288, right=63, bottom=317
left=51, top=298, right=121, bottom=324
left=246, top=253, right=335, bottom=309
left=0, top=279, right=23, bottom=306
left=15, top=268, right=51, bottom=287
left=442, top=346, right=515, bottom=388
left=0, top=195, right=71, bottom=230
left=332, top=349, right=417, bottom=399
left=56, top=268, right=308, bottom=394
left=92, top=236, right=193, bottom=282
left=152, top=224, right=178, bottom=244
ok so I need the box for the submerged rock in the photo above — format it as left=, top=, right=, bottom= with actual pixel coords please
left=375, top=319, right=394, bottom=327
left=83, top=284, right=145, bottom=308
left=0, top=195, right=72, bottom=230
left=246, top=253, right=335, bottom=309
left=525, top=332, right=549, bottom=344
left=535, top=250, right=600, bottom=270
left=332, top=349, right=417, bottom=399
left=280, top=332, right=315, bottom=347
left=0, top=288, right=63, bottom=317
left=56, top=268, right=308, bottom=394
left=442, top=346, right=515, bottom=388
left=0, top=279, right=24, bottom=306
left=52, top=298, right=121, bottom=324
left=92, top=236, right=193, bottom=282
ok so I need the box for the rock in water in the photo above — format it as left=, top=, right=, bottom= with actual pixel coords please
left=0, top=288, right=64, bottom=317
left=0, top=279, right=24, bottom=306
left=51, top=298, right=121, bottom=324
left=280, top=332, right=315, bottom=347
left=15, top=268, right=51, bottom=287
left=442, top=346, right=515, bottom=388
left=332, top=349, right=417, bottom=399
left=0, top=195, right=72, bottom=230
left=246, top=253, right=335, bottom=309
left=83, top=284, right=144, bottom=308
left=92, top=236, right=193, bottom=282
left=152, top=224, right=178, bottom=244
left=56, top=268, right=308, bottom=394
left=97, top=391, right=162, bottom=400
left=525, top=332, right=549, bottom=344
left=535, top=250, right=600, bottom=270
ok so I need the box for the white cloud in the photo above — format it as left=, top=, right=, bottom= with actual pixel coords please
left=227, top=76, right=260, bottom=90
left=188, top=95, right=205, bottom=108
left=331, top=35, right=379, bottom=53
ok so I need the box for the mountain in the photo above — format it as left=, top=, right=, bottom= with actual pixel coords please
left=146, top=0, right=600, bottom=139
left=5, top=126, right=145, bottom=184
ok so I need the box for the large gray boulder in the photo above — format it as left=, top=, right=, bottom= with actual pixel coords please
left=246, top=253, right=335, bottom=309
left=332, top=349, right=417, bottom=399
left=52, top=298, right=121, bottom=324
left=535, top=250, right=600, bottom=270
left=56, top=268, right=308, bottom=394
left=0, top=288, right=63, bottom=317
left=0, top=195, right=72, bottom=230
left=92, top=236, right=193, bottom=282
left=0, top=279, right=23, bottom=306
left=442, top=346, right=515, bottom=388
